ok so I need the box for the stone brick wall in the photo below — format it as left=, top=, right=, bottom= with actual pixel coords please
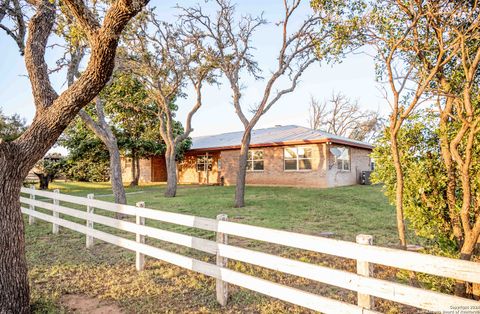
left=178, top=152, right=221, bottom=184
left=220, top=144, right=330, bottom=187
left=121, top=143, right=372, bottom=188
left=325, top=145, right=372, bottom=187
left=121, top=157, right=152, bottom=183
left=218, top=143, right=371, bottom=187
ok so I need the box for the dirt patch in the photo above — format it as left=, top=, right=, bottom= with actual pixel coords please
left=61, top=295, right=123, bottom=314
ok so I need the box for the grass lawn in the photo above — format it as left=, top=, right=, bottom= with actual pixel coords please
left=25, top=182, right=430, bottom=313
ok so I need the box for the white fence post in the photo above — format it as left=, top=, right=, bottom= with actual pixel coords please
left=86, top=193, right=94, bottom=249
left=28, top=185, right=36, bottom=225
left=136, top=201, right=146, bottom=271
left=356, top=234, right=374, bottom=309
left=52, top=189, right=60, bottom=234
left=216, top=214, right=228, bottom=306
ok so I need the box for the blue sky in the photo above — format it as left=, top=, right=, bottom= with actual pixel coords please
left=0, top=0, right=387, bottom=153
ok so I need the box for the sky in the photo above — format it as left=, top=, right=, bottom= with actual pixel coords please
left=0, top=0, right=389, bottom=154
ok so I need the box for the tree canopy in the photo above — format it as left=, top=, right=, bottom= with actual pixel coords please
left=0, top=109, right=27, bottom=142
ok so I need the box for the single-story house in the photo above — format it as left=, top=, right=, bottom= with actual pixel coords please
left=121, top=125, right=374, bottom=188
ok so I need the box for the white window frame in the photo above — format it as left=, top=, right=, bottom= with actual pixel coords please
left=247, top=150, right=264, bottom=172
left=334, top=146, right=351, bottom=172
left=284, top=146, right=313, bottom=172
left=196, top=155, right=213, bottom=172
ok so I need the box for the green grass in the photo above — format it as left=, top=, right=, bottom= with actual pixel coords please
left=25, top=182, right=424, bottom=313
left=44, top=181, right=402, bottom=245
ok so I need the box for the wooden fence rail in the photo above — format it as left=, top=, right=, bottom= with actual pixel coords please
left=20, top=187, right=480, bottom=313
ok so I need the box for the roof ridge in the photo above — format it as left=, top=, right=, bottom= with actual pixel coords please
left=192, top=125, right=300, bottom=139
left=190, top=125, right=373, bottom=150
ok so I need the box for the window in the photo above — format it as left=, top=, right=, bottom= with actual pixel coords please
left=284, top=147, right=312, bottom=171
left=196, top=155, right=213, bottom=172
left=247, top=150, right=264, bottom=171
left=330, top=146, right=350, bottom=171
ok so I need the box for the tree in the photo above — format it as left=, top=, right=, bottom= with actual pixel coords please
left=0, top=0, right=147, bottom=311
left=183, top=0, right=364, bottom=207
left=0, top=0, right=26, bottom=54
left=419, top=1, right=480, bottom=297
left=102, top=72, right=168, bottom=186
left=60, top=117, right=111, bottom=182
left=33, top=155, right=66, bottom=189
left=370, top=0, right=480, bottom=296
left=372, top=112, right=453, bottom=248
left=78, top=98, right=128, bottom=201
left=0, top=109, right=27, bottom=141
left=53, top=1, right=129, bottom=207
left=122, top=8, right=214, bottom=197
left=366, top=0, right=460, bottom=248
left=308, top=92, right=383, bottom=142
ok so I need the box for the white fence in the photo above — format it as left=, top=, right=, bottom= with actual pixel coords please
left=20, top=187, right=480, bottom=313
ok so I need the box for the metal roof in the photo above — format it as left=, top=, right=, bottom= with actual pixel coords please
left=190, top=125, right=373, bottom=151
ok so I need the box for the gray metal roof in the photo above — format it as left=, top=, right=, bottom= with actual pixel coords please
left=191, top=125, right=373, bottom=150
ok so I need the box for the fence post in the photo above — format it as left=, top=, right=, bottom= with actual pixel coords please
left=216, top=214, right=228, bottom=306
left=356, top=234, right=374, bottom=309
left=28, top=185, right=36, bottom=225
left=86, top=193, right=94, bottom=249
left=52, top=189, right=60, bottom=234
left=135, top=201, right=146, bottom=271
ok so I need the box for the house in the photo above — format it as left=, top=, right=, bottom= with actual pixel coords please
left=121, top=125, right=374, bottom=188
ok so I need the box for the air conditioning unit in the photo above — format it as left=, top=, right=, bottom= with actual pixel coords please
left=360, top=171, right=372, bottom=185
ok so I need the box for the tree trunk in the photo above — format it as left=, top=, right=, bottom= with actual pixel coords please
left=390, top=128, right=407, bottom=248
left=0, top=0, right=146, bottom=310
left=106, top=142, right=127, bottom=219
left=134, top=156, right=140, bottom=184
left=234, top=132, right=251, bottom=208
left=107, top=143, right=126, bottom=205
left=164, top=146, right=177, bottom=197
left=455, top=238, right=478, bottom=297
left=78, top=106, right=127, bottom=208
left=0, top=157, right=30, bottom=313
left=130, top=152, right=139, bottom=187
left=34, top=172, right=51, bottom=190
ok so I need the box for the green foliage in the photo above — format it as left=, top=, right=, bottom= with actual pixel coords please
left=102, top=72, right=190, bottom=161
left=102, top=72, right=165, bottom=159
left=371, top=111, right=458, bottom=252
left=0, top=109, right=27, bottom=142
left=60, top=118, right=111, bottom=182
left=60, top=73, right=191, bottom=182
left=35, top=157, right=67, bottom=179
left=310, top=0, right=367, bottom=62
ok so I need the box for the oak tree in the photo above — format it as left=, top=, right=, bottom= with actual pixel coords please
left=184, top=0, right=364, bottom=207
left=0, top=0, right=147, bottom=311
left=122, top=8, right=214, bottom=197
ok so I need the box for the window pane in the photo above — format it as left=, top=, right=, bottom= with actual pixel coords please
left=284, top=147, right=297, bottom=159
left=337, top=160, right=343, bottom=170
left=197, top=163, right=205, bottom=171
left=207, top=163, right=213, bottom=171
left=343, top=161, right=350, bottom=171
left=247, top=161, right=253, bottom=171
left=248, top=151, right=254, bottom=160
left=299, top=159, right=312, bottom=170
left=285, top=159, right=297, bottom=170
left=339, top=147, right=349, bottom=160
left=298, top=147, right=312, bottom=159
left=253, top=150, right=263, bottom=160
left=253, top=161, right=264, bottom=171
